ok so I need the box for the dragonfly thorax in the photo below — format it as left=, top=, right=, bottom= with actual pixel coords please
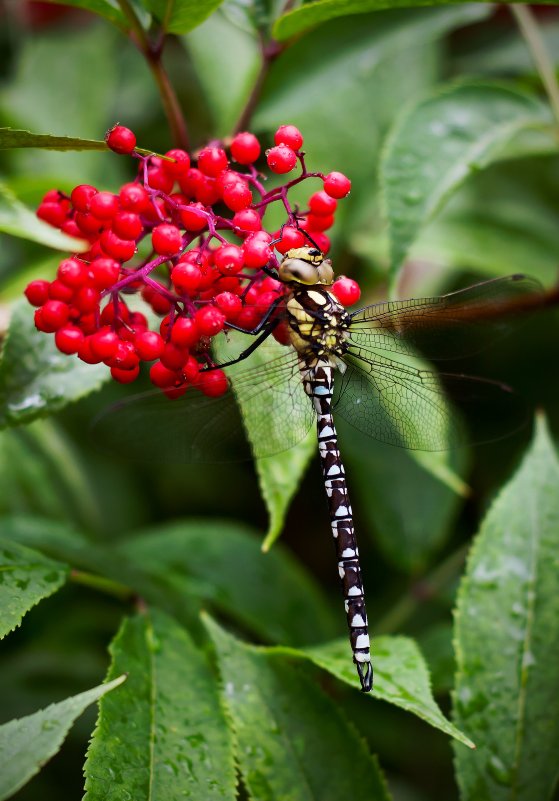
left=286, top=285, right=350, bottom=366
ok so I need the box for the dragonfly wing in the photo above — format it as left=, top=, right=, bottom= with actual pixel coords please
left=349, top=275, right=543, bottom=361
left=93, top=345, right=314, bottom=463
left=334, top=343, right=527, bottom=451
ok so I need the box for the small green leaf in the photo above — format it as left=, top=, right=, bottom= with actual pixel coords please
left=205, top=615, right=392, bottom=801
left=0, top=128, right=106, bottom=151
left=0, top=538, right=68, bottom=639
left=0, top=675, right=125, bottom=801
left=214, top=332, right=316, bottom=550
left=117, top=520, right=338, bottom=645
left=0, top=300, right=109, bottom=429
left=273, top=0, right=557, bottom=41
left=39, top=0, right=128, bottom=29
left=0, top=180, right=88, bottom=251
left=381, top=82, right=554, bottom=280
left=453, top=415, right=559, bottom=800
left=145, top=0, right=227, bottom=33
left=296, top=635, right=475, bottom=748
left=83, top=611, right=235, bottom=801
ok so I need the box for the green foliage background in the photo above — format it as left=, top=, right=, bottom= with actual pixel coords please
left=1, top=2, right=559, bottom=800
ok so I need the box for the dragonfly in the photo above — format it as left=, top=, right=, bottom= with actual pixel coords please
left=96, top=246, right=542, bottom=692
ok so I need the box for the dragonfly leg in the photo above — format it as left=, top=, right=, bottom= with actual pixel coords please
left=225, top=295, right=284, bottom=335
left=203, top=320, right=278, bottom=372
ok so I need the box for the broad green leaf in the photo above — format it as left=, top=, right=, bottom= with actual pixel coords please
left=0, top=538, right=68, bottom=639
left=185, top=9, right=260, bottom=135
left=273, top=0, right=558, bottom=41
left=215, top=332, right=316, bottom=550
left=40, top=0, right=128, bottom=29
left=417, top=622, right=455, bottom=695
left=205, top=615, right=392, bottom=801
left=83, top=611, right=235, bottom=801
left=0, top=128, right=106, bottom=151
left=0, top=675, right=125, bottom=801
left=293, top=635, right=474, bottom=748
left=117, top=520, right=338, bottom=645
left=145, top=0, right=227, bottom=33
left=381, top=82, right=554, bottom=279
left=453, top=416, right=559, bottom=800
left=0, top=180, right=88, bottom=251
left=0, top=300, right=109, bottom=429
left=341, top=425, right=468, bottom=571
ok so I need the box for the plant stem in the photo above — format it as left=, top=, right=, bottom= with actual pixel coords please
left=117, top=0, right=189, bottom=149
left=233, top=39, right=285, bottom=135
left=70, top=569, right=136, bottom=602
left=375, top=543, right=470, bottom=635
left=511, top=5, right=559, bottom=130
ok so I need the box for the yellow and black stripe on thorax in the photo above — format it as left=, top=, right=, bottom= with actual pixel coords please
left=285, top=286, right=351, bottom=364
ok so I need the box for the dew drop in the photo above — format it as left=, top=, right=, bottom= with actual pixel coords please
left=487, top=754, right=512, bottom=786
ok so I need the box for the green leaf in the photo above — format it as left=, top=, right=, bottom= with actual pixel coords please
left=0, top=675, right=125, bottom=801
left=341, top=426, right=468, bottom=571
left=185, top=9, right=260, bottom=135
left=214, top=332, right=316, bottom=551
left=0, top=180, right=88, bottom=251
left=381, top=81, right=554, bottom=280
left=273, top=0, right=558, bottom=41
left=205, top=615, right=392, bottom=801
left=0, top=128, right=106, bottom=151
left=296, top=635, right=475, bottom=748
left=145, top=0, right=227, bottom=33
left=83, top=611, right=235, bottom=801
left=453, top=415, right=559, bottom=800
left=0, top=538, right=68, bottom=639
left=117, top=520, right=338, bottom=645
left=0, top=300, right=109, bottom=429
left=40, top=0, right=128, bottom=29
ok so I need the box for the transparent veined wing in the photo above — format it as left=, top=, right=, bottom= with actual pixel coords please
left=349, top=274, right=543, bottom=361
left=333, top=345, right=527, bottom=451
left=92, top=343, right=314, bottom=463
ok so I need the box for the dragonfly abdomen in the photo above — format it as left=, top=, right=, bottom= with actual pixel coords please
left=304, top=362, right=373, bottom=693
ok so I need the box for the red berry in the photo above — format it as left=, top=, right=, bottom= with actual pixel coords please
left=170, top=316, right=199, bottom=348
left=90, top=327, right=119, bottom=360
left=75, top=212, right=104, bottom=236
left=171, top=262, right=203, bottom=294
left=196, top=176, right=220, bottom=206
left=309, top=190, right=337, bottom=216
left=106, top=125, right=136, bottom=155
left=112, top=211, right=143, bottom=240
left=71, top=184, right=98, bottom=212
left=74, top=286, right=100, bottom=313
left=37, top=201, right=67, bottom=228
left=90, top=257, right=121, bottom=289
left=195, top=305, right=226, bottom=336
left=160, top=341, right=188, bottom=371
left=119, top=183, right=149, bottom=213
left=198, top=146, right=228, bottom=177
left=272, top=320, right=291, bottom=346
left=230, top=132, right=261, bottom=164
left=108, top=340, right=139, bottom=370
left=57, top=258, right=87, bottom=288
left=146, top=166, right=174, bottom=194
left=49, top=279, right=74, bottom=302
left=182, top=354, right=200, bottom=383
left=214, top=244, right=244, bottom=276
left=332, top=277, right=361, bottom=306
left=178, top=168, right=203, bottom=198
left=180, top=203, right=207, bottom=232
left=308, top=231, right=330, bottom=253
left=61, top=219, right=83, bottom=239
left=162, top=149, right=191, bottom=178
left=25, top=280, right=50, bottom=306
left=152, top=224, right=182, bottom=256
left=274, top=124, right=303, bottom=151
left=55, top=325, right=84, bottom=354
left=34, top=307, right=55, bottom=333
left=89, top=191, right=119, bottom=220
left=215, top=291, right=242, bottom=321
left=266, top=145, right=297, bottom=174
left=233, top=209, right=262, bottom=233
left=111, top=364, right=140, bottom=383
left=150, top=360, right=179, bottom=388
left=274, top=225, right=305, bottom=254
left=222, top=180, right=252, bottom=211
left=41, top=299, right=70, bottom=330
left=100, top=300, right=130, bottom=325
left=323, top=171, right=351, bottom=198
left=135, top=330, right=164, bottom=361
left=78, top=337, right=104, bottom=364
left=306, top=213, right=334, bottom=232
left=197, top=369, right=228, bottom=397
left=242, top=233, right=272, bottom=268
left=101, top=229, right=136, bottom=262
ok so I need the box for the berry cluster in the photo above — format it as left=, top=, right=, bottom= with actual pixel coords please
left=26, top=123, right=359, bottom=398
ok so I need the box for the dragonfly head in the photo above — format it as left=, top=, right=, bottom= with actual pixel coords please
left=278, top=247, right=334, bottom=286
